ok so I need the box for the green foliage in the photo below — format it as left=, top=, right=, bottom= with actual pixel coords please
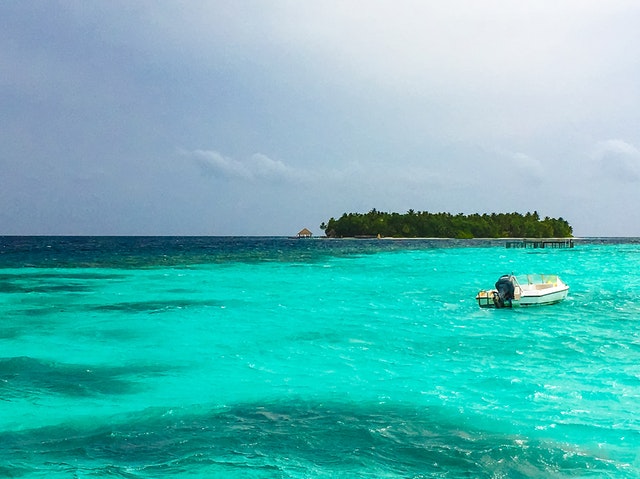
left=322, top=209, right=573, bottom=238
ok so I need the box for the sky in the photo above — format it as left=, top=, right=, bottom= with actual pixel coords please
left=2, top=1, right=640, bottom=236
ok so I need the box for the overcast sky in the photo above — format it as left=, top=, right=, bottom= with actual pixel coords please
left=2, top=1, right=640, bottom=236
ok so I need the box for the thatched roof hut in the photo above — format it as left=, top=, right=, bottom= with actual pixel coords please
left=297, top=228, right=313, bottom=238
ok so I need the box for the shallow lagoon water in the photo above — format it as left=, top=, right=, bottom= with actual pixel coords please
left=1, top=236, right=640, bottom=478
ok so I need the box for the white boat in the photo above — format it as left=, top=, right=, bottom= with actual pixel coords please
left=476, top=274, right=569, bottom=308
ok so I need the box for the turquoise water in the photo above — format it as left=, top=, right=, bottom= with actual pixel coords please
left=2, top=236, right=640, bottom=478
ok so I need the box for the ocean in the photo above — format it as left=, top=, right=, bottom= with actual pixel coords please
left=1, top=236, right=640, bottom=478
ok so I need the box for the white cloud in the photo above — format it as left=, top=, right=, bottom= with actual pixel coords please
left=480, top=148, right=545, bottom=185
left=188, top=149, right=306, bottom=183
left=592, top=139, right=640, bottom=182
left=187, top=148, right=462, bottom=190
left=595, top=139, right=640, bottom=157
left=248, top=153, right=293, bottom=180
left=510, top=152, right=544, bottom=180
left=191, top=150, right=250, bottom=180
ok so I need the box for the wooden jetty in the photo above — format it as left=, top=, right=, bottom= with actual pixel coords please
left=505, top=238, right=574, bottom=249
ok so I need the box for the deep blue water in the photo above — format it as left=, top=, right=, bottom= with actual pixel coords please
left=2, top=236, right=640, bottom=478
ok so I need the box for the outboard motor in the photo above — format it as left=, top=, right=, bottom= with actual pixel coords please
left=493, top=274, right=516, bottom=308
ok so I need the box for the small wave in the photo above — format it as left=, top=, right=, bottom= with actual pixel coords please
left=0, top=400, right=625, bottom=478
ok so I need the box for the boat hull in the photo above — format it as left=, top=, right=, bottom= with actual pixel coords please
left=516, top=286, right=569, bottom=307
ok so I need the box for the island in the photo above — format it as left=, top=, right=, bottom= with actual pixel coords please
left=320, top=209, right=572, bottom=239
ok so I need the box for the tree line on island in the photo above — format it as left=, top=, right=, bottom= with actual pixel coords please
left=320, top=210, right=573, bottom=239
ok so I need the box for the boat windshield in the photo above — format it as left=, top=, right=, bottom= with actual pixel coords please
left=516, top=274, right=560, bottom=285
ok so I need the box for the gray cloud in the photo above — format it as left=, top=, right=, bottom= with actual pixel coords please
left=2, top=2, right=640, bottom=235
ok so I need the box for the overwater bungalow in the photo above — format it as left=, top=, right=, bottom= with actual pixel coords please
left=296, top=228, right=313, bottom=238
